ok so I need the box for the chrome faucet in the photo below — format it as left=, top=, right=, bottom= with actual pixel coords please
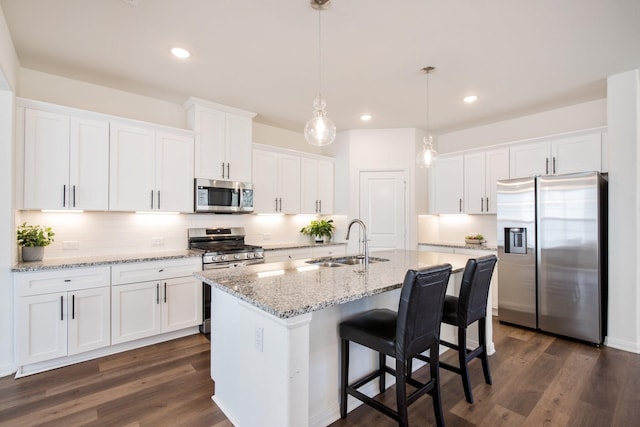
left=345, top=219, right=369, bottom=270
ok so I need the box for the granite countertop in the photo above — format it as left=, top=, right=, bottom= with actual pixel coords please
left=261, top=241, right=348, bottom=251
left=419, top=241, right=498, bottom=251
left=195, top=249, right=471, bottom=319
left=12, top=249, right=203, bottom=272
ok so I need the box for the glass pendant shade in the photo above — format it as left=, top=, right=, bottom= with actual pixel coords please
left=416, top=135, right=437, bottom=168
left=304, top=95, right=336, bottom=146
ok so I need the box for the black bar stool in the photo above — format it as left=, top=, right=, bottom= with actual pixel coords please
left=339, top=264, right=452, bottom=427
left=414, top=254, right=497, bottom=404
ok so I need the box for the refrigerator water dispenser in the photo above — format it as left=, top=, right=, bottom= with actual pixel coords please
left=504, top=227, right=527, bottom=254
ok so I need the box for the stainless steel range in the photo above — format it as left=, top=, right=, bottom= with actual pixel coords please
left=188, top=227, right=264, bottom=269
left=188, top=227, right=264, bottom=333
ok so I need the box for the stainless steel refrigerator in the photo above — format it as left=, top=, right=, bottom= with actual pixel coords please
left=496, top=172, right=607, bottom=344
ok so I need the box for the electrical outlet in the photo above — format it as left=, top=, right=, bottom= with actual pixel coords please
left=152, top=237, right=164, bottom=246
left=263, top=233, right=271, bottom=240
left=254, top=326, right=264, bottom=352
left=62, top=241, right=79, bottom=250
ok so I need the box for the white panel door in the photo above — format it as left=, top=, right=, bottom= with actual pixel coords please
left=23, top=109, right=70, bottom=209
left=112, top=281, right=162, bottom=344
left=155, top=131, right=194, bottom=212
left=300, top=157, right=319, bottom=214
left=430, top=154, right=464, bottom=214
left=552, top=132, right=601, bottom=175
left=109, top=123, right=156, bottom=211
left=252, top=149, right=279, bottom=213
left=316, top=159, right=334, bottom=214
left=277, top=153, right=301, bottom=214
left=17, top=293, right=67, bottom=365
left=68, top=286, right=111, bottom=355
left=464, top=151, right=486, bottom=214
left=225, top=113, right=253, bottom=182
left=194, top=106, right=226, bottom=179
left=69, top=117, right=110, bottom=210
left=161, top=276, right=202, bottom=333
left=359, top=171, right=406, bottom=251
left=485, top=147, right=510, bottom=213
left=509, top=141, right=551, bottom=178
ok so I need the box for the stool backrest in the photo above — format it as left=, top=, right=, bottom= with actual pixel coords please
left=396, top=264, right=452, bottom=361
left=458, top=255, right=498, bottom=326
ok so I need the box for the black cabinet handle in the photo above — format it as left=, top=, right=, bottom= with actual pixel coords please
left=72, top=185, right=77, bottom=207
left=553, top=157, right=557, bottom=174
left=481, top=197, right=484, bottom=212
left=60, top=296, right=64, bottom=321
left=164, top=283, right=167, bottom=303
left=545, top=157, right=549, bottom=175
left=486, top=197, right=489, bottom=212
left=459, top=198, right=462, bottom=212
left=221, top=162, right=225, bottom=179
left=63, top=185, right=66, bottom=207
left=157, top=190, right=161, bottom=210
left=151, top=190, right=154, bottom=210
left=156, top=283, right=160, bottom=304
left=226, top=163, right=230, bottom=179
left=72, top=294, right=75, bottom=319
left=319, top=200, right=322, bottom=213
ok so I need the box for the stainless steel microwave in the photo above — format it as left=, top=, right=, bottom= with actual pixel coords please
left=194, top=179, right=254, bottom=213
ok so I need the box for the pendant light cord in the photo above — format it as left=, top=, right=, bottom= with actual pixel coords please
left=317, top=9, right=322, bottom=99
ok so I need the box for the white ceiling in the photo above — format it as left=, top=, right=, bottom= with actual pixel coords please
left=2, top=0, right=639, bottom=138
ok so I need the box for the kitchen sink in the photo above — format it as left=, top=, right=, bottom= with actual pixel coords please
left=305, top=255, right=389, bottom=267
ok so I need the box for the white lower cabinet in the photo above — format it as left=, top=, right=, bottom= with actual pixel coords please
left=111, top=259, right=202, bottom=344
left=15, top=267, right=111, bottom=366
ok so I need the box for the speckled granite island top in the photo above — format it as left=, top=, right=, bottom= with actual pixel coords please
left=195, top=249, right=471, bottom=319
left=12, top=250, right=202, bottom=272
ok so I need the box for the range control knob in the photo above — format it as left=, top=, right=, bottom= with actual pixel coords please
left=234, top=254, right=242, bottom=260
left=220, top=254, right=228, bottom=261
left=254, top=253, right=262, bottom=258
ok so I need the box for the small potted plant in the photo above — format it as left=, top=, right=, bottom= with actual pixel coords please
left=300, top=219, right=335, bottom=244
left=465, top=233, right=486, bottom=245
left=17, top=222, right=55, bottom=262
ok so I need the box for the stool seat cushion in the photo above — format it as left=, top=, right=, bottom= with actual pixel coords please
left=442, top=295, right=459, bottom=325
left=339, top=309, right=397, bottom=358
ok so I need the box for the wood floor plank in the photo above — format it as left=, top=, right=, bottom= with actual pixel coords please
left=1, top=321, right=639, bottom=427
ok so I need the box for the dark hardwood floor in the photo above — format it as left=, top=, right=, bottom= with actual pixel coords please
left=1, top=320, right=638, bottom=426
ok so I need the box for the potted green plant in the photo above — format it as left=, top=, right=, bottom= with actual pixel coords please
left=300, top=219, right=335, bottom=244
left=17, top=222, right=55, bottom=262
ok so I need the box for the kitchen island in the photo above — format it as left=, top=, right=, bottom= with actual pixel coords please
left=194, top=250, right=489, bottom=427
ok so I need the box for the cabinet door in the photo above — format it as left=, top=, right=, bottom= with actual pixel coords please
left=278, top=153, right=301, bottom=214
left=17, top=293, right=67, bottom=365
left=317, top=159, right=334, bottom=214
left=23, top=109, right=70, bottom=209
left=112, top=281, right=162, bottom=344
left=252, top=149, right=279, bottom=213
left=161, top=276, right=202, bottom=333
left=300, top=157, right=319, bottom=214
left=509, top=141, right=551, bottom=178
left=68, top=287, right=111, bottom=355
left=552, top=132, right=601, bottom=175
left=109, top=123, right=156, bottom=211
left=485, top=147, right=510, bottom=213
left=464, top=151, right=486, bottom=214
left=430, top=154, right=463, bottom=214
left=193, top=106, right=226, bottom=179
left=225, top=114, right=253, bottom=182
left=69, top=117, right=110, bottom=210
left=155, top=131, right=194, bottom=212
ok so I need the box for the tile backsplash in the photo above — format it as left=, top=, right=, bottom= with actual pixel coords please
left=17, top=211, right=349, bottom=259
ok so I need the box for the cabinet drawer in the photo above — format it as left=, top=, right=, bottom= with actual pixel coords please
left=15, top=266, right=111, bottom=297
left=312, top=245, right=346, bottom=258
left=111, top=258, right=201, bottom=285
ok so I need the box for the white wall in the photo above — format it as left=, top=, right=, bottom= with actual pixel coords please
left=606, top=69, right=640, bottom=353
left=0, top=3, right=19, bottom=377
left=436, top=98, right=607, bottom=154
left=327, top=128, right=426, bottom=252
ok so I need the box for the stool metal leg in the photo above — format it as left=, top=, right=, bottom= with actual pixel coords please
left=340, top=338, right=349, bottom=418
left=395, top=358, right=409, bottom=427
left=458, top=326, right=473, bottom=403
left=378, top=352, right=386, bottom=392
left=478, top=317, right=492, bottom=385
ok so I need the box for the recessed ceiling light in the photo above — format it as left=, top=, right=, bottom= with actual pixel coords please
left=170, top=47, right=191, bottom=59
left=463, top=95, right=478, bottom=103
left=360, top=114, right=372, bottom=121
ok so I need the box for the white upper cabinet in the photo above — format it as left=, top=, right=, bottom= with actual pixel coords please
left=23, top=108, right=109, bottom=210
left=510, top=131, right=602, bottom=178
left=300, top=156, right=334, bottom=214
left=252, top=147, right=301, bottom=214
left=185, top=98, right=256, bottom=182
left=109, top=122, right=194, bottom=212
left=464, top=147, right=509, bottom=214
left=429, top=154, right=464, bottom=214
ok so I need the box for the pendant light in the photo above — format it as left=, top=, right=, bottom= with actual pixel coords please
left=416, top=66, right=437, bottom=168
left=304, top=0, right=336, bottom=146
